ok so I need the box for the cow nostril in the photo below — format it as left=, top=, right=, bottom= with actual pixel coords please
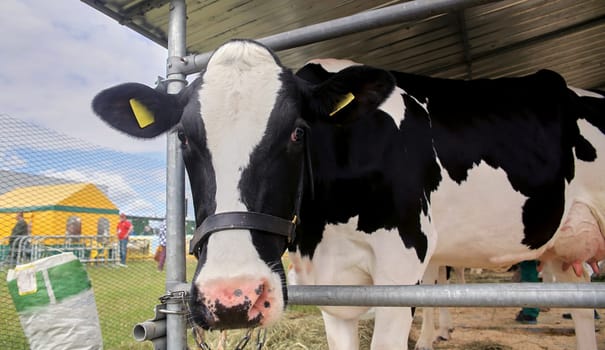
left=254, top=284, right=264, bottom=296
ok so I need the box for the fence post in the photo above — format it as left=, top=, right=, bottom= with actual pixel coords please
left=165, top=0, right=188, bottom=349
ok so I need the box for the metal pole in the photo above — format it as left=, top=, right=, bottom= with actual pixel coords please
left=168, top=282, right=605, bottom=308
left=288, top=283, right=605, bottom=308
left=171, top=0, right=500, bottom=75
left=165, top=0, right=187, bottom=349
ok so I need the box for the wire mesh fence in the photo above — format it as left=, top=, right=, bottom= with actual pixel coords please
left=0, top=114, right=194, bottom=349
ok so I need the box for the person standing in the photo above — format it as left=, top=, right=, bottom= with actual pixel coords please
left=9, top=212, right=28, bottom=265
left=155, top=221, right=167, bottom=271
left=116, top=213, right=132, bottom=267
left=514, top=260, right=540, bottom=324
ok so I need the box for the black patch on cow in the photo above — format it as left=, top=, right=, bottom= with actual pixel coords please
left=295, top=64, right=604, bottom=259
left=294, top=65, right=440, bottom=262
left=178, top=77, right=217, bottom=227
left=296, top=63, right=334, bottom=85
left=211, top=299, right=262, bottom=330
left=391, top=69, right=593, bottom=250
left=294, top=95, right=433, bottom=262
left=522, top=184, right=565, bottom=248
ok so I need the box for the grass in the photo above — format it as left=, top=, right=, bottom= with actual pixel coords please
left=0, top=256, right=330, bottom=350
left=1, top=258, right=199, bottom=350
left=1, top=259, right=519, bottom=349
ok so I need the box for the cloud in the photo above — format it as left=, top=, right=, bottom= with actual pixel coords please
left=0, top=0, right=171, bottom=155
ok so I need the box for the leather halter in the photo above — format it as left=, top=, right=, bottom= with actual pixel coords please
left=189, top=128, right=313, bottom=257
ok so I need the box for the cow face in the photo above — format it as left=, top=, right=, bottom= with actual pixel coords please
left=92, top=39, right=394, bottom=330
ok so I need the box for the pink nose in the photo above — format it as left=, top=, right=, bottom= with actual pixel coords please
left=198, top=278, right=273, bottom=329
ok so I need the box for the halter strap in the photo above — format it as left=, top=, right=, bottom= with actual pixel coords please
left=189, top=127, right=312, bottom=257
left=189, top=212, right=298, bottom=255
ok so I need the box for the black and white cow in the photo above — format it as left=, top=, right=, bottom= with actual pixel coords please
left=293, top=58, right=605, bottom=349
left=92, top=39, right=605, bottom=350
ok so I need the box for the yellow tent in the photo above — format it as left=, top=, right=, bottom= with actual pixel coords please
left=0, top=183, right=119, bottom=239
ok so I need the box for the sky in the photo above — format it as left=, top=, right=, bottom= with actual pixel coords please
left=0, top=0, right=171, bottom=156
left=0, top=1, right=195, bottom=220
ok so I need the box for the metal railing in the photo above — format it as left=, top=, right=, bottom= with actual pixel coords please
left=1, top=235, right=119, bottom=267
left=1, top=235, right=158, bottom=269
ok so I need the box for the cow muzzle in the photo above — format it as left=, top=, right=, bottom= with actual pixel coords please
left=189, top=277, right=281, bottom=330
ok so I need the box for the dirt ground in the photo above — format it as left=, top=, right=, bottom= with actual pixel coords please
left=406, top=270, right=605, bottom=350
left=409, top=306, right=605, bottom=350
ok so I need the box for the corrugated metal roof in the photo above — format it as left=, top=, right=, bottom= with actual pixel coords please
left=82, top=0, right=605, bottom=90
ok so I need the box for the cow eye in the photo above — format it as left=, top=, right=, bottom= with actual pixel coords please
left=177, top=130, right=187, bottom=144
left=290, top=127, right=305, bottom=142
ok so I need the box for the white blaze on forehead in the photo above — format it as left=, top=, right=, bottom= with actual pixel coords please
left=195, top=42, right=285, bottom=312
left=308, top=58, right=405, bottom=127
left=200, top=41, right=283, bottom=212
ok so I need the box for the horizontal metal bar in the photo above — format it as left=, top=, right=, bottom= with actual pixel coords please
left=288, top=283, right=605, bottom=308
left=171, top=283, right=605, bottom=308
left=175, top=0, right=500, bottom=75
left=133, top=320, right=166, bottom=341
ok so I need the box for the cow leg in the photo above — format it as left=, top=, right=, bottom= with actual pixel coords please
left=322, top=311, right=359, bottom=350
left=436, top=266, right=463, bottom=341
left=371, top=307, right=413, bottom=350
left=436, top=307, right=453, bottom=341
left=416, top=263, right=439, bottom=350
left=542, top=259, right=597, bottom=350
left=371, top=227, right=432, bottom=350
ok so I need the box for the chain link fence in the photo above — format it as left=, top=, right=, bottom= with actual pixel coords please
left=0, top=114, right=196, bottom=349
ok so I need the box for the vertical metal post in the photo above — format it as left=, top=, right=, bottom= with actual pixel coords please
left=165, top=0, right=187, bottom=349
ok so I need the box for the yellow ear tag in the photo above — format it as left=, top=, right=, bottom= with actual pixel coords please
left=129, top=98, right=155, bottom=128
left=329, top=92, right=355, bottom=117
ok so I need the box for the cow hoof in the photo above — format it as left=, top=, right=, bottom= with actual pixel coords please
left=436, top=329, right=453, bottom=341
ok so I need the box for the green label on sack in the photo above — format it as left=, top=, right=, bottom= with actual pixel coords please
left=8, top=260, right=92, bottom=312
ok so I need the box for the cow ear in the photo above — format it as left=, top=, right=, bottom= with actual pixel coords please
left=92, top=82, right=184, bottom=138
left=312, top=66, right=395, bottom=124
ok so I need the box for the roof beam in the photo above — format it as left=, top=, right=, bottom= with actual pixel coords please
left=122, top=0, right=171, bottom=18
left=422, top=13, right=605, bottom=79
left=171, top=0, right=500, bottom=75
left=80, top=0, right=168, bottom=48
left=453, top=10, right=473, bottom=79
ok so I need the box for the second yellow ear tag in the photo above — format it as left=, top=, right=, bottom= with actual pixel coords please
left=129, top=98, right=155, bottom=128
left=329, top=92, right=355, bottom=116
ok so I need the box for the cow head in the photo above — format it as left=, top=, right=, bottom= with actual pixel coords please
left=92, top=39, right=394, bottom=330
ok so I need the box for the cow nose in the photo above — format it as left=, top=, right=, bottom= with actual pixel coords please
left=193, top=278, right=274, bottom=329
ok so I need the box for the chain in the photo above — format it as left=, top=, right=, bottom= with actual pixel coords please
left=192, top=327, right=211, bottom=350
left=192, top=328, right=267, bottom=350
left=233, top=329, right=252, bottom=350
left=159, top=290, right=267, bottom=349
left=255, top=328, right=267, bottom=350
left=159, top=290, right=187, bottom=304
left=158, top=290, right=189, bottom=315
